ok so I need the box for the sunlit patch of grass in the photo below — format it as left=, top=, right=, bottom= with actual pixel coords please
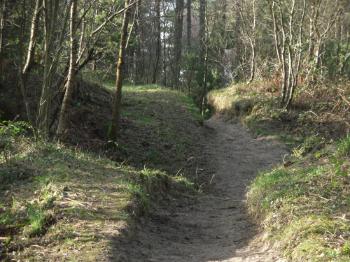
left=0, top=136, right=196, bottom=260
left=104, top=84, right=204, bottom=176
left=248, top=141, right=350, bottom=261
left=337, top=135, right=350, bottom=157
left=23, top=204, right=53, bottom=237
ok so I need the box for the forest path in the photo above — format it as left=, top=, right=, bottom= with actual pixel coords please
left=113, top=116, right=287, bottom=261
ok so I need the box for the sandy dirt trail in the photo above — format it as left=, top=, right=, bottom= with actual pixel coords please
left=112, top=116, right=287, bottom=261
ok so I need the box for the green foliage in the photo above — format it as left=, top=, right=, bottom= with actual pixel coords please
left=336, top=136, right=350, bottom=157
left=0, top=121, right=32, bottom=162
left=0, top=121, right=31, bottom=136
left=342, top=242, right=350, bottom=255
left=292, top=135, right=326, bottom=159
left=24, top=204, right=50, bottom=237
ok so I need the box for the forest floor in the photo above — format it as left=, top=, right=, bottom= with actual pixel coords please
left=112, top=115, right=287, bottom=261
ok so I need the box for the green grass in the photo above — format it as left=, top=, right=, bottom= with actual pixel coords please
left=111, top=84, right=203, bottom=175
left=0, top=138, right=170, bottom=260
left=208, top=81, right=350, bottom=261
left=0, top=82, right=201, bottom=260
left=247, top=133, right=350, bottom=261
left=336, top=135, right=350, bottom=157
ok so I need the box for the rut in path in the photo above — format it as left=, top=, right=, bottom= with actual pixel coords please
left=112, top=116, right=287, bottom=262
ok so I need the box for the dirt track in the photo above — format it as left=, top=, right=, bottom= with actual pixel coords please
left=112, top=116, right=287, bottom=261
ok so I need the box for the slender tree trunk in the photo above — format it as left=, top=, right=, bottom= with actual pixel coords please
left=186, top=0, right=191, bottom=48
left=19, top=0, right=41, bottom=124
left=57, top=0, right=78, bottom=138
left=78, top=14, right=85, bottom=59
left=247, top=0, right=256, bottom=84
left=134, top=1, right=143, bottom=84
left=248, top=40, right=256, bottom=84
left=22, top=0, right=41, bottom=75
left=277, top=5, right=288, bottom=105
left=285, top=0, right=306, bottom=108
left=201, top=13, right=208, bottom=116
left=110, top=0, right=132, bottom=140
left=199, top=0, right=206, bottom=89
left=163, top=25, right=167, bottom=86
left=270, top=1, right=281, bottom=64
left=173, top=0, right=184, bottom=88
left=37, top=0, right=59, bottom=137
left=0, top=0, right=5, bottom=63
left=283, top=0, right=296, bottom=108
left=152, top=0, right=161, bottom=84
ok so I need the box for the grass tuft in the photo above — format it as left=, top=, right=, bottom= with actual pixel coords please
left=337, top=136, right=350, bottom=157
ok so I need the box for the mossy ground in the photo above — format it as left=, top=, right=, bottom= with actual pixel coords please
left=0, top=81, right=201, bottom=261
left=208, top=81, right=350, bottom=261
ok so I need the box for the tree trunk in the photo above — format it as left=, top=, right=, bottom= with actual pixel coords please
left=201, top=16, right=208, bottom=116
left=247, top=40, right=256, bottom=84
left=56, top=0, right=78, bottom=138
left=0, top=0, right=5, bottom=63
left=186, top=0, right=191, bottom=48
left=198, top=0, right=206, bottom=88
left=269, top=1, right=281, bottom=64
left=134, top=1, right=143, bottom=84
left=37, top=0, right=60, bottom=137
left=173, top=0, right=184, bottom=88
left=19, top=0, right=41, bottom=124
left=152, top=0, right=161, bottom=84
left=110, top=0, right=132, bottom=140
left=247, top=0, right=256, bottom=84
left=22, top=0, right=41, bottom=75
left=285, top=0, right=306, bottom=109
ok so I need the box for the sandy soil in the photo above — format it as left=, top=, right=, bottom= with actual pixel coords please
left=111, top=116, right=287, bottom=262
